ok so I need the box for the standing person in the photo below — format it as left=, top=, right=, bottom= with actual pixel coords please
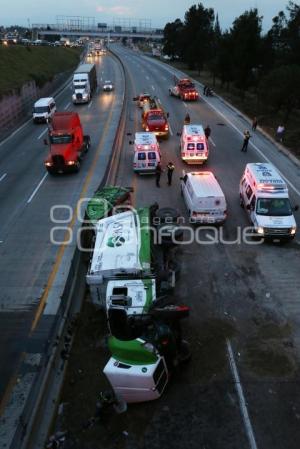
left=241, top=130, right=251, bottom=152
left=155, top=162, right=162, bottom=187
left=252, top=116, right=258, bottom=131
left=204, top=125, right=211, bottom=140
left=167, top=161, right=175, bottom=186
left=276, top=124, right=285, bottom=142
left=184, top=112, right=190, bottom=125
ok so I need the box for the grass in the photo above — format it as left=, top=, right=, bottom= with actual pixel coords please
left=163, top=60, right=300, bottom=158
left=0, top=45, right=82, bottom=96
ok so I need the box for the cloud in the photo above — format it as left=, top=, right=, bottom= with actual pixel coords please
left=95, top=4, right=133, bottom=16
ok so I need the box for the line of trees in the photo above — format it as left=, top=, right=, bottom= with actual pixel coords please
left=163, top=1, right=300, bottom=123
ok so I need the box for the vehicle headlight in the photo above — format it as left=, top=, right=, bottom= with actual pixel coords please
left=142, top=342, right=155, bottom=353
left=290, top=227, right=296, bottom=235
left=256, top=226, right=264, bottom=235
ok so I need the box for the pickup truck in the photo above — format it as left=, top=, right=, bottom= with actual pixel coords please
left=169, top=78, right=199, bottom=101
left=44, top=112, right=90, bottom=174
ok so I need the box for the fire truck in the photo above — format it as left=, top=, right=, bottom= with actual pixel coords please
left=169, top=78, right=199, bottom=101
left=141, top=97, right=169, bottom=139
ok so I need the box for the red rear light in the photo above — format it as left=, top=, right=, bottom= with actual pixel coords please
left=165, top=125, right=169, bottom=131
left=146, top=127, right=149, bottom=131
left=192, top=211, right=197, bottom=216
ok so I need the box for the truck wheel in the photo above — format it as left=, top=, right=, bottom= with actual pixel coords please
left=155, top=207, right=180, bottom=224
left=74, top=161, right=81, bottom=173
left=84, top=136, right=91, bottom=152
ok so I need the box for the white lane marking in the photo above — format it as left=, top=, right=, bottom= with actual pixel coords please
left=226, top=339, right=258, bottom=449
left=151, top=85, right=155, bottom=91
left=0, top=120, right=31, bottom=148
left=27, top=173, right=48, bottom=203
left=183, top=102, right=188, bottom=108
left=146, top=76, right=150, bottom=80
left=204, top=100, right=300, bottom=197
left=37, top=128, right=48, bottom=140
left=88, top=100, right=93, bottom=109
left=0, top=173, right=7, bottom=182
left=64, top=102, right=70, bottom=110
left=209, top=137, right=216, bottom=147
left=169, top=124, right=173, bottom=136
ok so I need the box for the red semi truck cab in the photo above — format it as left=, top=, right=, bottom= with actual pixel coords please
left=44, top=112, right=91, bottom=174
left=141, top=97, right=169, bottom=139
left=169, top=78, right=199, bottom=101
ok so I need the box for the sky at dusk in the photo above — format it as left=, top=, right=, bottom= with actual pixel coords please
left=1, top=0, right=291, bottom=31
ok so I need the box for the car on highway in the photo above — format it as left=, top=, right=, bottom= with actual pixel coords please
left=102, top=80, right=114, bottom=91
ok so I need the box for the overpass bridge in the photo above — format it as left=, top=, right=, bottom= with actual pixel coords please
left=32, top=24, right=164, bottom=40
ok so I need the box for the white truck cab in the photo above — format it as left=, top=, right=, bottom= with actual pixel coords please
left=132, top=132, right=161, bottom=173
left=239, top=163, right=297, bottom=240
left=181, top=171, right=227, bottom=223
left=180, top=124, right=209, bottom=164
left=32, top=97, right=56, bottom=123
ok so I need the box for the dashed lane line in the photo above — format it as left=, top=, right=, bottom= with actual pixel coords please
left=0, top=173, right=7, bottom=182
left=64, top=102, right=70, bottom=110
left=88, top=100, right=94, bottom=109
left=27, top=173, right=48, bottom=203
left=37, top=128, right=48, bottom=140
left=209, top=137, right=216, bottom=147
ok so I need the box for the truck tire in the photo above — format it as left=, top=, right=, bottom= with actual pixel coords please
left=84, top=135, right=91, bottom=152
left=155, top=207, right=180, bottom=224
left=74, top=160, right=81, bottom=173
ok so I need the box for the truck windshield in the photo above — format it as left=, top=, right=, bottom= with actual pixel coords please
left=256, top=198, right=292, bottom=216
left=148, top=113, right=163, bottom=121
left=50, top=135, right=72, bottom=144
left=34, top=106, right=48, bottom=113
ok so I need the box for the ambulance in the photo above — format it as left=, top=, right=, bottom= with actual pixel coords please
left=180, top=171, right=227, bottom=223
left=239, top=163, right=298, bottom=240
left=131, top=132, right=161, bottom=174
left=179, top=124, right=209, bottom=164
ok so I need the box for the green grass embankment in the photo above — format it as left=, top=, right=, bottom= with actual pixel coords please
left=0, top=46, right=82, bottom=96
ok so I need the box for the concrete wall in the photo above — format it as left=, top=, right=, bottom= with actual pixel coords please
left=0, top=71, right=71, bottom=139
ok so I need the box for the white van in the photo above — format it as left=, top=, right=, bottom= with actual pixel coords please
left=180, top=124, right=209, bottom=164
left=239, top=163, right=297, bottom=240
left=181, top=171, right=227, bottom=223
left=132, top=132, right=161, bottom=174
left=32, top=97, right=56, bottom=123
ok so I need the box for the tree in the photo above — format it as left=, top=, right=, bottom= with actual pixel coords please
left=259, top=64, right=300, bottom=123
left=163, top=19, right=184, bottom=59
left=228, top=9, right=263, bottom=92
left=182, top=3, right=215, bottom=72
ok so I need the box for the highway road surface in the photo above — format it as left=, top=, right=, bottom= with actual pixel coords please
left=0, top=52, right=124, bottom=416
left=59, top=44, right=300, bottom=449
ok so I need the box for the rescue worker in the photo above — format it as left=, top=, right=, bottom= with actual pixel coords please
left=184, top=112, right=191, bottom=125
left=167, top=161, right=175, bottom=186
left=155, top=162, right=162, bottom=187
left=204, top=125, right=211, bottom=140
left=241, top=130, right=251, bottom=152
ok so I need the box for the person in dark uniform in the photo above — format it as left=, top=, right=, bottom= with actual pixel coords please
left=167, top=161, right=175, bottom=186
left=155, top=162, right=162, bottom=187
left=241, top=130, right=251, bottom=152
left=204, top=125, right=211, bottom=140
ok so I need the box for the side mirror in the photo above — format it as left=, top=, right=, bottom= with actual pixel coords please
left=166, top=112, right=169, bottom=118
left=177, top=132, right=182, bottom=137
left=133, top=96, right=138, bottom=101
left=294, top=205, right=299, bottom=211
left=43, top=138, right=49, bottom=146
left=126, top=132, right=132, bottom=136
left=129, top=141, right=134, bottom=145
